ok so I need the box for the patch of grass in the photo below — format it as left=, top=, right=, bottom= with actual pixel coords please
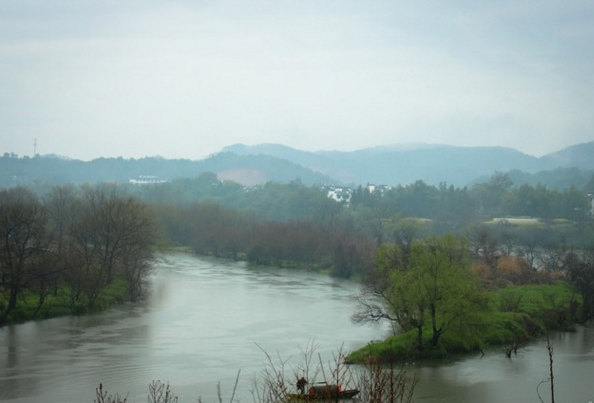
left=347, top=281, right=580, bottom=363
left=93, top=277, right=129, bottom=311
left=1, top=277, right=132, bottom=325
left=347, top=331, right=472, bottom=363
left=347, top=333, right=418, bottom=363
left=496, top=282, right=579, bottom=329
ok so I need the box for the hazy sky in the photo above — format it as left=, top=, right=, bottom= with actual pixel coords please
left=1, top=1, right=593, bottom=161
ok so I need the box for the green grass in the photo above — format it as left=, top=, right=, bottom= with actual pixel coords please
left=346, top=281, right=580, bottom=363
left=496, top=282, right=579, bottom=330
left=0, top=277, right=132, bottom=325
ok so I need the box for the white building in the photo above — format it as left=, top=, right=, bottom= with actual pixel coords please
left=326, top=187, right=352, bottom=204
left=129, top=175, right=168, bottom=185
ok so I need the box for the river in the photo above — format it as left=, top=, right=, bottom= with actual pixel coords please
left=0, top=253, right=592, bottom=403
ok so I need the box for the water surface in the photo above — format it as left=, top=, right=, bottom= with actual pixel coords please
left=0, top=253, right=592, bottom=403
left=0, top=253, right=385, bottom=402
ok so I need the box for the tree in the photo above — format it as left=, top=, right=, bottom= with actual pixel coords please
left=68, top=184, right=160, bottom=305
left=466, top=224, right=499, bottom=276
left=115, top=198, right=160, bottom=301
left=516, top=227, right=545, bottom=271
left=473, top=172, right=513, bottom=217
left=563, top=248, right=594, bottom=321
left=0, top=187, right=49, bottom=323
left=410, top=235, right=489, bottom=347
left=399, top=180, right=439, bottom=218
left=352, top=244, right=406, bottom=336
left=436, top=183, right=477, bottom=224
left=354, top=235, right=489, bottom=351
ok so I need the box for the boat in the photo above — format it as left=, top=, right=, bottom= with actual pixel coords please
left=287, top=384, right=360, bottom=401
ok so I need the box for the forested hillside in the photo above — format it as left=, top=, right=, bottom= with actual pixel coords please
left=2, top=141, right=594, bottom=189
left=0, top=152, right=336, bottom=189
left=223, top=141, right=594, bottom=187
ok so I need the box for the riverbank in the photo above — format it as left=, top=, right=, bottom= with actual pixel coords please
left=346, top=281, right=580, bottom=363
left=0, top=246, right=328, bottom=327
left=0, top=277, right=131, bottom=326
left=0, top=252, right=382, bottom=403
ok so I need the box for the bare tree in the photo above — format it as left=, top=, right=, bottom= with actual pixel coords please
left=358, top=356, right=418, bottom=403
left=148, top=381, right=178, bottom=403
left=563, top=248, right=594, bottom=321
left=68, top=184, right=160, bottom=305
left=251, top=341, right=417, bottom=403
left=94, top=383, right=127, bottom=403
left=92, top=343, right=417, bottom=403
left=0, top=187, right=49, bottom=323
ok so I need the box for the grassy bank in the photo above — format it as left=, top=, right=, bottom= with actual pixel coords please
left=346, top=281, right=579, bottom=363
left=0, top=277, right=131, bottom=325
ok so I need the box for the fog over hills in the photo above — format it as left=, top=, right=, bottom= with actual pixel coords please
left=2, top=141, right=593, bottom=189
left=539, top=142, right=594, bottom=170
left=222, top=141, right=594, bottom=187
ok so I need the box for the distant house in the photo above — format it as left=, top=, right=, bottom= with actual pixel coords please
left=324, top=183, right=389, bottom=204
left=366, top=183, right=391, bottom=194
left=326, top=186, right=353, bottom=204
left=588, top=194, right=594, bottom=217
left=129, top=175, right=167, bottom=185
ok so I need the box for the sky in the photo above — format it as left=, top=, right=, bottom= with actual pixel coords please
left=1, top=1, right=593, bottom=161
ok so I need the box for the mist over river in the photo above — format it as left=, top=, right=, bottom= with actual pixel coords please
left=0, top=253, right=592, bottom=403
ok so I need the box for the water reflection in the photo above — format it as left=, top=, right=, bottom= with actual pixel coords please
left=412, top=326, right=594, bottom=403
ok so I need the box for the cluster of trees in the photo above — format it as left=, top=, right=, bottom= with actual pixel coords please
left=0, top=185, right=160, bottom=324
left=465, top=219, right=594, bottom=322
left=153, top=201, right=375, bottom=277
left=351, top=172, right=592, bottom=233
left=138, top=174, right=372, bottom=276
left=133, top=171, right=594, bottom=250
left=350, top=232, right=594, bottom=362
left=2, top=169, right=594, bottom=326
left=140, top=171, right=594, bottom=278
left=129, top=175, right=594, bottom=361
left=131, top=171, right=593, bottom=224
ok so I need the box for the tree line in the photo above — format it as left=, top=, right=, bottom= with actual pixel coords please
left=134, top=171, right=594, bottom=249
left=2, top=171, right=594, bottom=325
left=0, top=184, right=160, bottom=324
left=142, top=172, right=594, bottom=327
left=143, top=172, right=594, bottom=273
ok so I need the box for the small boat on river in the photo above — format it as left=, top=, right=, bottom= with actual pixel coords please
left=288, top=383, right=360, bottom=401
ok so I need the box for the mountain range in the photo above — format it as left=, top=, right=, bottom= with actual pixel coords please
left=1, top=141, right=593, bottom=189
left=220, top=142, right=594, bottom=187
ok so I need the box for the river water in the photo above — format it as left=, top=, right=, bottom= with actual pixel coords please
left=0, top=253, right=592, bottom=403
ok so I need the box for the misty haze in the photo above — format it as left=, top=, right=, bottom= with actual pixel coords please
left=1, top=2, right=594, bottom=403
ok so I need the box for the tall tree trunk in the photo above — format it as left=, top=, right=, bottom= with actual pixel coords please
left=430, top=303, right=441, bottom=347
left=1, top=286, right=19, bottom=324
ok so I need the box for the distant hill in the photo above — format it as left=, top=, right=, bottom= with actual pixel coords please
left=222, top=142, right=593, bottom=186
left=1, top=141, right=593, bottom=189
left=0, top=152, right=337, bottom=189
left=539, top=141, right=594, bottom=170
